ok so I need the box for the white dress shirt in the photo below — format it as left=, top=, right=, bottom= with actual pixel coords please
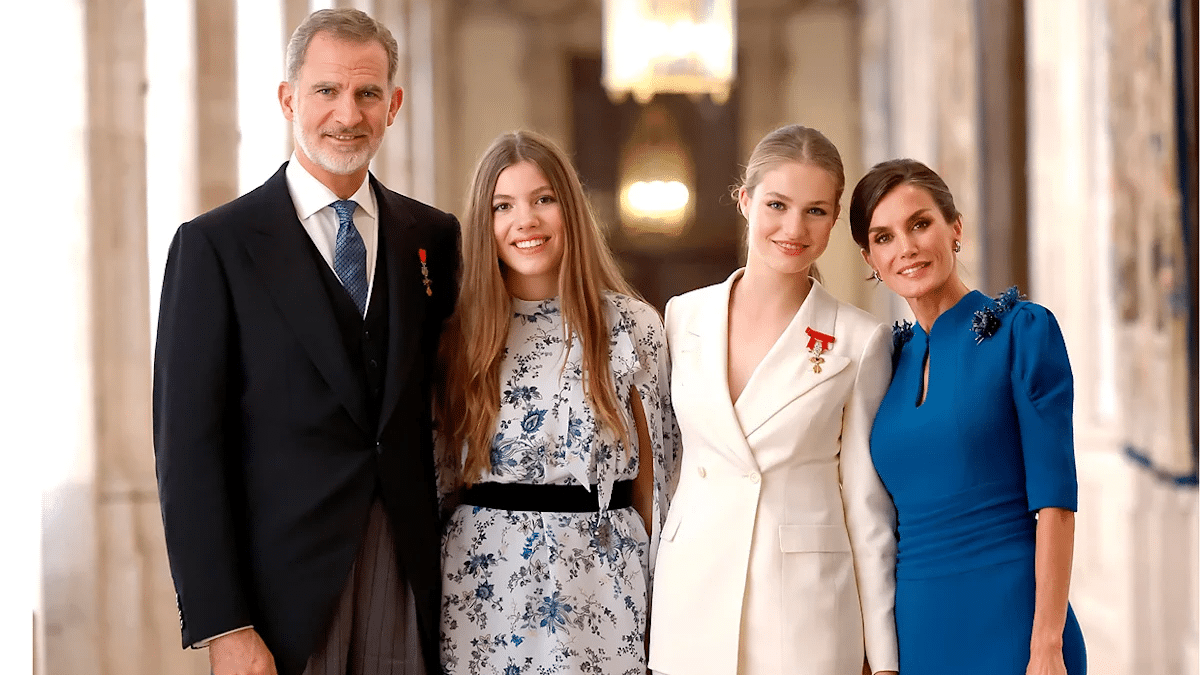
left=285, top=154, right=380, bottom=313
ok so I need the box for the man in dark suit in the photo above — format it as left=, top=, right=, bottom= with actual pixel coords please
left=153, top=9, right=458, bottom=675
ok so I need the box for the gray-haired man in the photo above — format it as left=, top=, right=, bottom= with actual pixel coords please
left=153, top=8, right=458, bottom=675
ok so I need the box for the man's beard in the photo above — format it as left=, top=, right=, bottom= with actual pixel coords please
left=293, top=119, right=376, bottom=176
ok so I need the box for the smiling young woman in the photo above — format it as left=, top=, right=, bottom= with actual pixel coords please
left=850, top=158, right=1087, bottom=675
left=435, top=130, right=679, bottom=675
left=648, top=125, right=899, bottom=675
left=488, top=159, right=566, bottom=300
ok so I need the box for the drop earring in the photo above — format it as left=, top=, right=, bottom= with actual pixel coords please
left=872, top=269, right=882, bottom=283
left=953, top=240, right=962, bottom=253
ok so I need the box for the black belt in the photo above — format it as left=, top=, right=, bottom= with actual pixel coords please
left=461, top=480, right=634, bottom=512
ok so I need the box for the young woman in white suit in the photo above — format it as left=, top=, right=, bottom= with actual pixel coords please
left=648, top=125, right=899, bottom=675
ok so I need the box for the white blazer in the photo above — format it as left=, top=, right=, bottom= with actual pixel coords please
left=648, top=271, right=899, bottom=675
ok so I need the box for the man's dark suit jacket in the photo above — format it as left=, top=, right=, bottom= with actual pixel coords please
left=153, top=163, right=459, bottom=675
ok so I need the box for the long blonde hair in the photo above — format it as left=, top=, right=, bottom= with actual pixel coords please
left=438, top=130, right=637, bottom=486
left=734, top=124, right=846, bottom=282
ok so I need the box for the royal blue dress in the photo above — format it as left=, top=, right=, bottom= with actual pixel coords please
left=870, top=290, right=1086, bottom=674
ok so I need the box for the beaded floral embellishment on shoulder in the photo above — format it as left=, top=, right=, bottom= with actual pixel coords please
left=892, top=320, right=914, bottom=350
left=970, top=286, right=1024, bottom=343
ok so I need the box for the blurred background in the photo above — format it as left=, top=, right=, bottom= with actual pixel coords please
left=3, top=0, right=1195, bottom=673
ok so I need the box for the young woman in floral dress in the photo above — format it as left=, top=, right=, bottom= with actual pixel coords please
left=437, top=130, right=678, bottom=675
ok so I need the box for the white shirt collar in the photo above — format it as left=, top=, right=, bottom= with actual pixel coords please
left=284, top=153, right=378, bottom=221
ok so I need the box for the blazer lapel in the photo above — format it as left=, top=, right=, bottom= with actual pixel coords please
left=374, top=179, right=425, bottom=433
left=688, top=271, right=761, bottom=473
left=733, top=280, right=849, bottom=438
left=240, top=165, right=371, bottom=434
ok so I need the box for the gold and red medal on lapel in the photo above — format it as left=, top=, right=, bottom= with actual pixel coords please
left=804, top=327, right=835, bottom=373
left=418, top=249, right=432, bottom=296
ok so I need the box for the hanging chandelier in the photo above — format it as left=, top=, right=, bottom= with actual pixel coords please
left=602, top=0, right=736, bottom=104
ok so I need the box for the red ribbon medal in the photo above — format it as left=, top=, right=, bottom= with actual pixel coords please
left=804, top=327, right=835, bottom=373
left=418, top=249, right=432, bottom=296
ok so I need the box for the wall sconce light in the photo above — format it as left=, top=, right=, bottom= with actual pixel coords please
left=619, top=104, right=694, bottom=238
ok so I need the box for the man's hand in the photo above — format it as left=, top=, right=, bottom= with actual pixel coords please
left=210, top=628, right=278, bottom=675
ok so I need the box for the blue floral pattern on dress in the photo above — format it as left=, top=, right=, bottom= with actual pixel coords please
left=892, top=320, right=914, bottom=350
left=970, top=286, right=1024, bottom=343
left=440, top=292, right=681, bottom=675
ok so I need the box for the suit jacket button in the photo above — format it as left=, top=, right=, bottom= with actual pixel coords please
left=697, top=466, right=706, bottom=478
left=748, top=472, right=761, bottom=484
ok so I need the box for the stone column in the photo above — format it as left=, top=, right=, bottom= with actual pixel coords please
left=1028, top=0, right=1199, bottom=672
left=1026, top=2, right=1129, bottom=668
left=857, top=0, right=901, bottom=320
left=928, top=0, right=980, bottom=292
left=41, top=0, right=239, bottom=672
left=146, top=0, right=199, bottom=347
left=454, top=10, right=528, bottom=188
left=373, top=0, right=415, bottom=194
left=428, top=0, right=460, bottom=211
left=63, top=0, right=156, bottom=669
left=285, top=0, right=311, bottom=54
left=736, top=12, right=788, bottom=183
left=781, top=3, right=868, bottom=307
left=857, top=0, right=980, bottom=320
left=521, top=19, right=572, bottom=155
left=281, top=0, right=311, bottom=159
left=237, top=0, right=289, bottom=194
left=732, top=10, right=787, bottom=268
left=41, top=0, right=213, bottom=672
left=373, top=0, right=456, bottom=208
left=1106, top=0, right=1198, bottom=671
left=0, top=1, right=93, bottom=666
left=33, top=0, right=101, bottom=661
left=197, top=0, right=239, bottom=211
left=975, top=0, right=1028, bottom=292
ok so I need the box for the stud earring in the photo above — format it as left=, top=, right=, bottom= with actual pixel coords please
left=953, top=240, right=962, bottom=253
left=872, top=269, right=882, bottom=283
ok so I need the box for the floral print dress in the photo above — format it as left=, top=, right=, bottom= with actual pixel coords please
left=440, top=292, right=679, bottom=675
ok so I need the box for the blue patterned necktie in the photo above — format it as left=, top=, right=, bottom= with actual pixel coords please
left=330, top=199, right=368, bottom=315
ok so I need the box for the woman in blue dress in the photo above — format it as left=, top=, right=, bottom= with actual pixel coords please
left=849, top=158, right=1086, bottom=675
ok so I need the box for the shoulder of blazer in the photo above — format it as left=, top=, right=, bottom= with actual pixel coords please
left=665, top=281, right=726, bottom=335
left=178, top=164, right=294, bottom=239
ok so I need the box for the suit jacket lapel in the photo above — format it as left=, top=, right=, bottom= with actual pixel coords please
left=240, top=164, right=371, bottom=434
left=689, top=271, right=761, bottom=473
left=374, top=178, right=425, bottom=433
left=733, top=280, right=849, bottom=438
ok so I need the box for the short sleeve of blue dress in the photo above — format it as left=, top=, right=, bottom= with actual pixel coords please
left=1009, top=305, right=1078, bottom=512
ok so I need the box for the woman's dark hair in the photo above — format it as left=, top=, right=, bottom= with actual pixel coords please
left=849, top=158, right=960, bottom=250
